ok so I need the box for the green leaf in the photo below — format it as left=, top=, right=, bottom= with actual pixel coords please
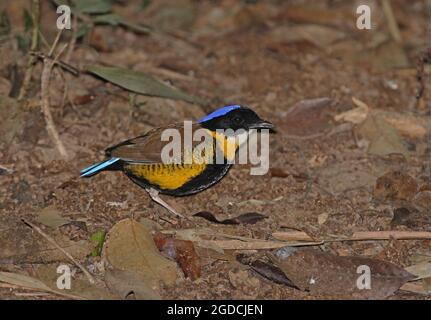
left=92, top=13, right=123, bottom=25
left=87, top=65, right=201, bottom=104
left=90, top=230, right=106, bottom=257
left=72, top=0, right=112, bottom=14
left=92, top=13, right=151, bottom=34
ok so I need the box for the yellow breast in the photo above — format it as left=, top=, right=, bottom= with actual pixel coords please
left=125, top=163, right=207, bottom=190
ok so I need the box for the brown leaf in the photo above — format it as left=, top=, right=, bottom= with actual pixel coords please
left=0, top=222, right=92, bottom=264
left=269, top=168, right=289, bottom=178
left=104, top=218, right=178, bottom=290
left=193, top=212, right=267, bottom=225
left=153, top=233, right=201, bottom=280
left=279, top=98, right=336, bottom=137
left=237, top=255, right=297, bottom=289
left=334, top=97, right=369, bottom=125
left=374, top=170, right=419, bottom=202
left=269, top=247, right=415, bottom=299
left=356, top=112, right=410, bottom=158
left=104, top=268, right=161, bottom=300
left=35, top=205, right=71, bottom=228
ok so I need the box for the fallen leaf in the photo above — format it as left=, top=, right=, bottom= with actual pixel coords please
left=380, top=111, right=428, bottom=139
left=92, top=13, right=150, bottom=34
left=237, top=255, right=297, bottom=288
left=279, top=97, right=336, bottom=137
left=193, top=212, right=267, bottom=225
left=374, top=170, right=419, bottom=201
left=103, top=219, right=178, bottom=290
left=87, top=65, right=200, bottom=104
left=405, top=262, right=431, bottom=280
left=276, top=5, right=353, bottom=29
left=317, top=212, right=329, bottom=225
left=271, top=25, right=345, bottom=48
left=35, top=265, right=114, bottom=300
left=35, top=205, right=71, bottom=228
left=153, top=233, right=201, bottom=280
left=356, top=112, right=410, bottom=158
left=269, top=247, right=415, bottom=299
left=372, top=41, right=409, bottom=70
left=413, top=191, right=431, bottom=211
left=90, top=230, right=106, bottom=257
left=0, top=271, right=86, bottom=299
left=105, top=268, right=161, bottom=300
left=269, top=168, right=289, bottom=178
left=72, top=0, right=111, bottom=14
left=0, top=271, right=51, bottom=291
left=334, top=97, right=369, bottom=124
left=0, top=222, right=92, bottom=264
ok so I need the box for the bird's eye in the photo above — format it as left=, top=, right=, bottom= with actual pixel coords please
left=233, top=117, right=243, bottom=123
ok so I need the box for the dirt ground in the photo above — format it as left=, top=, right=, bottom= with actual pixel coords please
left=0, top=0, right=431, bottom=300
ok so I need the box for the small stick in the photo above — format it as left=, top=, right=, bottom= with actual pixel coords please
left=21, top=219, right=95, bottom=284
left=18, top=0, right=40, bottom=101
left=30, top=51, right=80, bottom=76
left=381, top=0, right=402, bottom=43
left=272, top=230, right=431, bottom=242
left=65, top=13, right=78, bottom=63
left=40, top=29, right=69, bottom=159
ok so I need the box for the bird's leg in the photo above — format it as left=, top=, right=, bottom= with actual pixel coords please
left=145, top=187, right=186, bottom=219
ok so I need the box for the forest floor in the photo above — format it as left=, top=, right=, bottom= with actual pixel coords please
left=0, top=0, right=431, bottom=300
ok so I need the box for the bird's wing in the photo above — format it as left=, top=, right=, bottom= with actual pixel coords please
left=105, top=123, right=214, bottom=163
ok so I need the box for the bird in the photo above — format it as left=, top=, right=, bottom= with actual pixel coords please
left=80, top=105, right=274, bottom=219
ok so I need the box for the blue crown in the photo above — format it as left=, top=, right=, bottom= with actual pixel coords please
left=197, top=105, right=241, bottom=123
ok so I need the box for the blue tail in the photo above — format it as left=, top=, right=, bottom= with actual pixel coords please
left=80, top=157, right=120, bottom=177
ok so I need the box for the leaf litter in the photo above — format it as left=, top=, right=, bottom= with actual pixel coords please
left=1, top=0, right=431, bottom=300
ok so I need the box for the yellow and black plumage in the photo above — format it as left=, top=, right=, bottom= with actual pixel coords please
left=80, top=105, right=273, bottom=217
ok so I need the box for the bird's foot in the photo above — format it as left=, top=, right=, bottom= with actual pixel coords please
left=145, top=188, right=187, bottom=219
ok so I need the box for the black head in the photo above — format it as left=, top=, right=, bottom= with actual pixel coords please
left=198, top=105, right=274, bottom=132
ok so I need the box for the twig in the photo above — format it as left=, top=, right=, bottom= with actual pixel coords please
left=0, top=281, right=86, bottom=300
left=348, top=231, right=431, bottom=241
left=30, top=51, right=80, bottom=76
left=272, top=230, right=431, bottom=242
left=21, top=218, right=95, bottom=284
left=18, top=0, right=40, bottom=101
left=381, top=0, right=402, bottom=43
left=65, top=13, right=78, bottom=63
left=40, top=29, right=69, bottom=159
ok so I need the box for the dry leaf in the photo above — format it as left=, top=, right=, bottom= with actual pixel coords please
left=193, top=212, right=267, bottom=225
left=405, top=262, right=431, bottom=280
left=334, top=97, right=369, bottom=124
left=356, top=112, right=409, bottom=158
left=374, top=170, right=419, bottom=201
left=36, top=205, right=71, bottom=228
left=154, top=233, right=201, bottom=280
left=272, top=25, right=345, bottom=48
left=0, top=223, right=92, bottom=264
left=35, top=264, right=114, bottom=300
left=269, top=247, right=415, bottom=299
left=279, top=97, right=336, bottom=137
left=237, top=255, right=297, bottom=288
left=104, top=268, right=161, bottom=300
left=104, top=218, right=178, bottom=290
